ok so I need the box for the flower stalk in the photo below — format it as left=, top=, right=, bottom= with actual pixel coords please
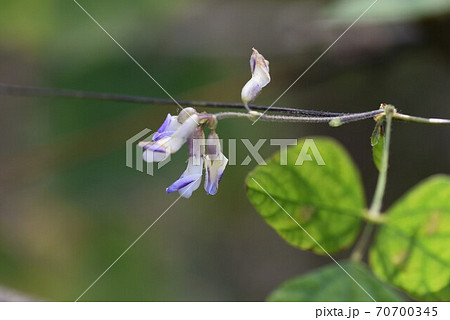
left=215, top=109, right=384, bottom=125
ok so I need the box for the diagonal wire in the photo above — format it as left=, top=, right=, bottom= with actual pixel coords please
left=252, top=0, right=380, bottom=124
left=251, top=178, right=377, bottom=302
left=74, top=179, right=199, bottom=302
left=71, top=0, right=198, bottom=124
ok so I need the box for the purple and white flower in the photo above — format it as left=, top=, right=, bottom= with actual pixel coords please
left=166, top=128, right=205, bottom=198
left=153, top=114, right=182, bottom=141
left=139, top=108, right=228, bottom=198
left=204, top=131, right=228, bottom=195
left=140, top=111, right=200, bottom=163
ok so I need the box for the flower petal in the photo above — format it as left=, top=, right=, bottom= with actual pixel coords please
left=143, top=149, right=169, bottom=163
left=146, top=136, right=187, bottom=155
left=166, top=174, right=197, bottom=193
left=166, top=173, right=202, bottom=198
left=250, top=52, right=256, bottom=73
left=153, top=130, right=175, bottom=142
left=174, top=114, right=199, bottom=140
left=204, top=153, right=228, bottom=195
left=241, top=80, right=262, bottom=104
left=156, top=115, right=180, bottom=134
left=178, top=175, right=202, bottom=198
left=156, top=114, right=172, bottom=133
left=167, top=153, right=204, bottom=198
left=153, top=115, right=182, bottom=141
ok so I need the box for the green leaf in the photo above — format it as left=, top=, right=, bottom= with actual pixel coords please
left=421, top=285, right=450, bottom=302
left=370, top=175, right=450, bottom=300
left=372, top=135, right=385, bottom=172
left=268, top=261, right=404, bottom=302
left=246, top=137, right=366, bottom=254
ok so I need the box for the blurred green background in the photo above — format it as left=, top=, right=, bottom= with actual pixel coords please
left=0, top=0, right=449, bottom=301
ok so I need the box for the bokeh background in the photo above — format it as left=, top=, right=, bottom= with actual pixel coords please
left=0, top=0, right=449, bottom=301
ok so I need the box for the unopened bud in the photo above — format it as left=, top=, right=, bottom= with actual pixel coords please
left=241, top=48, right=271, bottom=108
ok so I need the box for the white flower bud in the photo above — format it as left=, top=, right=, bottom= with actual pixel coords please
left=241, top=48, right=271, bottom=110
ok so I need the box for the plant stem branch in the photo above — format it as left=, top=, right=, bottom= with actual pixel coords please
left=350, top=224, right=374, bottom=263
left=393, top=112, right=450, bottom=126
left=215, top=110, right=383, bottom=124
left=351, top=105, right=394, bottom=262
left=370, top=106, right=393, bottom=216
left=3, top=84, right=450, bottom=127
left=0, top=83, right=344, bottom=117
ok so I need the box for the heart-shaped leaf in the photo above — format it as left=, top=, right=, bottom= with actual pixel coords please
left=246, top=137, right=366, bottom=254
left=370, top=175, right=450, bottom=300
left=268, top=261, right=404, bottom=302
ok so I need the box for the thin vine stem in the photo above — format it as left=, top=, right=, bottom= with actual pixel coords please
left=370, top=106, right=394, bottom=216
left=350, top=224, right=374, bottom=263
left=393, top=112, right=450, bottom=125
left=351, top=105, right=394, bottom=262
left=0, top=83, right=344, bottom=117
left=215, top=110, right=384, bottom=124
left=2, top=83, right=450, bottom=126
